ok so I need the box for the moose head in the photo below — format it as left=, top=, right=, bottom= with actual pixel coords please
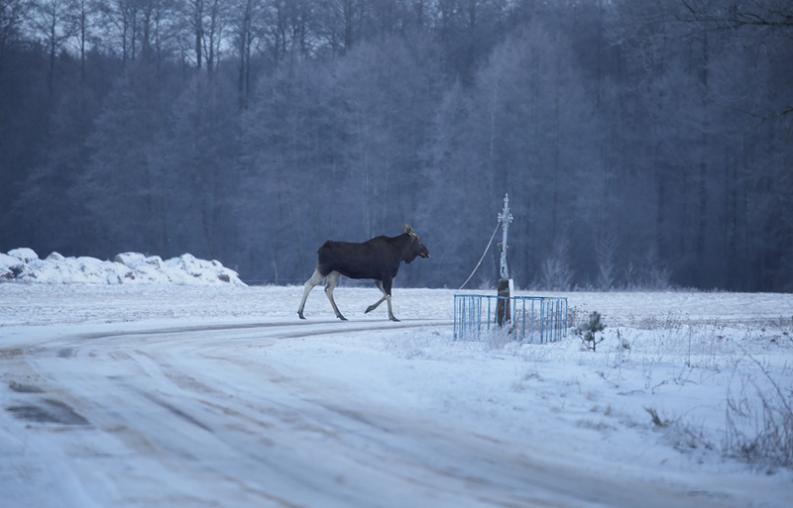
left=403, top=224, right=429, bottom=262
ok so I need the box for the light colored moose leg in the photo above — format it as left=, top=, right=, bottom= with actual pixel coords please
left=386, top=295, right=399, bottom=322
left=297, top=268, right=323, bottom=319
left=324, top=271, right=347, bottom=321
left=382, top=277, right=398, bottom=322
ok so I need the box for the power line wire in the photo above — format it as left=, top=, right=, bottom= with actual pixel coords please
left=458, top=222, right=500, bottom=290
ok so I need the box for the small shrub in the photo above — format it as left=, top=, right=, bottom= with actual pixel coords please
left=644, top=406, right=670, bottom=428
left=576, top=311, right=606, bottom=351
left=724, top=358, right=793, bottom=469
left=616, top=329, right=630, bottom=350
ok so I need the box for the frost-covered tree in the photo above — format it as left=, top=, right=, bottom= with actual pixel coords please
left=78, top=63, right=174, bottom=253
left=237, top=57, right=344, bottom=282
left=152, top=73, right=239, bottom=258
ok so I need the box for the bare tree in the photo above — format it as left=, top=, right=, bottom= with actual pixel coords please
left=73, top=0, right=90, bottom=81
left=203, top=0, right=226, bottom=74
left=677, top=0, right=793, bottom=116
left=0, top=0, right=28, bottom=70
left=30, top=0, right=77, bottom=96
left=94, top=0, right=134, bottom=64
left=188, top=0, right=203, bottom=68
left=232, top=0, right=258, bottom=108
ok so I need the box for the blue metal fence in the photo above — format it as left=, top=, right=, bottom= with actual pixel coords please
left=453, top=294, right=569, bottom=343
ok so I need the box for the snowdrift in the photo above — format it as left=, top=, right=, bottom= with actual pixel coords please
left=0, top=248, right=245, bottom=286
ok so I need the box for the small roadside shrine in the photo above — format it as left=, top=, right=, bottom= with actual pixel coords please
left=454, top=194, right=568, bottom=343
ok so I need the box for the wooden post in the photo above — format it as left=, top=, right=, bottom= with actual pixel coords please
left=497, top=278, right=511, bottom=326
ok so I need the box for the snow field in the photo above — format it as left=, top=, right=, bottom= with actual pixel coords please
left=0, top=285, right=791, bottom=507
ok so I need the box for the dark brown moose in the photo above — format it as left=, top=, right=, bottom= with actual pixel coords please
left=297, top=225, right=429, bottom=321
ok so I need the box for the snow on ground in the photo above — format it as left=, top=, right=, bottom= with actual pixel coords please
left=0, top=248, right=244, bottom=286
left=1, top=285, right=792, bottom=507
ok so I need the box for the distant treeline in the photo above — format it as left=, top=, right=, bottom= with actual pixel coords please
left=1, top=1, right=791, bottom=290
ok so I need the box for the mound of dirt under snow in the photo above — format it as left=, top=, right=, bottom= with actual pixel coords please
left=0, top=248, right=245, bottom=286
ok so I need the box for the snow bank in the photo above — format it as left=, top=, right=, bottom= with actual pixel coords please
left=0, top=248, right=245, bottom=286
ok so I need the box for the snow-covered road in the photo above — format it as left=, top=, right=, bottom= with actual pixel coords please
left=1, top=286, right=792, bottom=507
left=0, top=319, right=726, bottom=508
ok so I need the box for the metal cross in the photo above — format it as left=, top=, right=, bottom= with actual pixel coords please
left=497, top=193, right=513, bottom=280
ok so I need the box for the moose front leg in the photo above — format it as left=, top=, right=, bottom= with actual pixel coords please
left=383, top=277, right=399, bottom=322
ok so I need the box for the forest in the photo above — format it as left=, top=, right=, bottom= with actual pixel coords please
left=1, top=0, right=791, bottom=290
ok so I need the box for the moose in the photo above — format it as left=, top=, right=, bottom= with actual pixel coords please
left=297, top=225, right=430, bottom=321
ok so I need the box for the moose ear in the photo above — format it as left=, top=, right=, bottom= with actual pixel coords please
left=404, top=224, right=416, bottom=236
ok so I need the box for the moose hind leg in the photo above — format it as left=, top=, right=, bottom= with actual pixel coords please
left=365, top=280, right=387, bottom=314
left=297, top=268, right=323, bottom=319
left=325, top=271, right=347, bottom=321
left=386, top=296, right=399, bottom=322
